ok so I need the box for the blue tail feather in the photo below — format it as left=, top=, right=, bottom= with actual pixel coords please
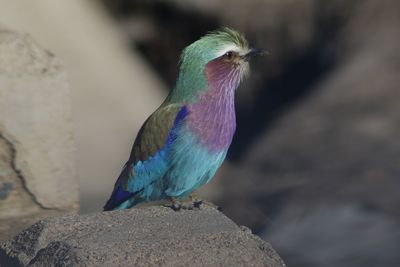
left=103, top=185, right=136, bottom=211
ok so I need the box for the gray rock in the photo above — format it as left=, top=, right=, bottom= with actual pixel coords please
left=0, top=206, right=285, bottom=267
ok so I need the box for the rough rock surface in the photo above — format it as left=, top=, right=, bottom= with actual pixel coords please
left=0, top=206, right=285, bottom=267
left=0, top=29, right=78, bottom=234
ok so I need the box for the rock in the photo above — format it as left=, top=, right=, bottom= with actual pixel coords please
left=0, top=29, right=78, bottom=224
left=0, top=206, right=285, bottom=267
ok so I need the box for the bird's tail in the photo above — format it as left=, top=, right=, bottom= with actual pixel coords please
left=103, top=184, right=137, bottom=211
left=103, top=164, right=136, bottom=211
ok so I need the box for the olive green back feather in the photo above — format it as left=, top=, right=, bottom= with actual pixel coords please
left=129, top=104, right=182, bottom=162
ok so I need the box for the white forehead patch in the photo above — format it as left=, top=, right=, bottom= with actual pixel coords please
left=215, top=44, right=249, bottom=58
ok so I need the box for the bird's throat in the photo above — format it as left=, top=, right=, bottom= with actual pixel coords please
left=186, top=58, right=240, bottom=152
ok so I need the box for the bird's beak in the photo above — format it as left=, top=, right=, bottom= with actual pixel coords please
left=242, top=48, right=269, bottom=62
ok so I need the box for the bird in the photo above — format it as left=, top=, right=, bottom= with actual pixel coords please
left=104, top=27, right=266, bottom=211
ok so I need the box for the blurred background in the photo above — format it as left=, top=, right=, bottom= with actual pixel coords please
left=1, top=0, right=400, bottom=266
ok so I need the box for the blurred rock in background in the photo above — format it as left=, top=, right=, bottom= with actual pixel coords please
left=0, top=29, right=78, bottom=241
left=100, top=0, right=400, bottom=266
left=0, top=0, right=165, bottom=213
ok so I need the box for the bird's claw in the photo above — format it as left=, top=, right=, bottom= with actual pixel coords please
left=164, top=199, right=202, bottom=211
left=164, top=196, right=221, bottom=211
left=167, top=201, right=183, bottom=211
left=193, top=199, right=203, bottom=209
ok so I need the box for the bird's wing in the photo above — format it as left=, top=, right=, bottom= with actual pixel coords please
left=128, top=104, right=186, bottom=164
left=103, top=104, right=188, bottom=210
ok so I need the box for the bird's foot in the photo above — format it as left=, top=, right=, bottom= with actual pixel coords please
left=189, top=193, right=222, bottom=211
left=163, top=200, right=182, bottom=211
left=192, top=199, right=203, bottom=209
left=164, top=198, right=198, bottom=211
left=164, top=196, right=221, bottom=211
left=189, top=192, right=202, bottom=209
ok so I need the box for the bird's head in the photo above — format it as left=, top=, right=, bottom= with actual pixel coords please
left=169, top=28, right=266, bottom=103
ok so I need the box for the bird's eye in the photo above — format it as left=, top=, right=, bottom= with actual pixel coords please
left=224, top=51, right=234, bottom=60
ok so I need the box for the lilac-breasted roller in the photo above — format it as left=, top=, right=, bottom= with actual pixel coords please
left=104, top=28, right=265, bottom=211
